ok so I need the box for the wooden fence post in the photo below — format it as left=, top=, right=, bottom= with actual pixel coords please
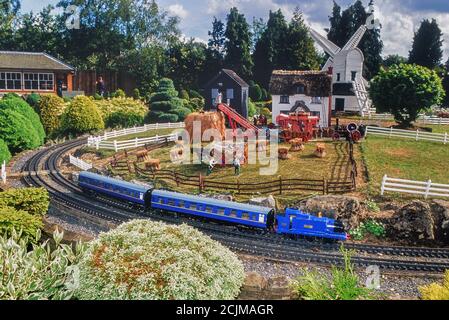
left=199, top=173, right=203, bottom=193
left=279, top=176, right=283, bottom=195
left=237, top=179, right=240, bottom=194
left=323, top=179, right=327, bottom=195
left=381, top=175, right=388, bottom=196
left=114, top=140, right=118, bottom=152
left=416, top=129, right=419, bottom=141
left=424, top=179, right=432, bottom=199
left=174, top=170, right=179, bottom=187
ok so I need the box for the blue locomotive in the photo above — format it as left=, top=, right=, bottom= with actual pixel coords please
left=78, top=172, right=348, bottom=241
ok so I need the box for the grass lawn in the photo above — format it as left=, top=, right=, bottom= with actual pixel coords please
left=360, top=136, right=449, bottom=195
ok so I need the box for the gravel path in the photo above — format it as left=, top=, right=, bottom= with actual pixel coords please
left=239, top=255, right=441, bottom=299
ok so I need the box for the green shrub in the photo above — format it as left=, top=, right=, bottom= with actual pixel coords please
left=0, top=109, right=42, bottom=153
left=189, top=90, right=203, bottom=99
left=132, top=88, right=141, bottom=100
left=365, top=199, right=380, bottom=213
left=149, top=78, right=184, bottom=123
left=26, top=93, right=41, bottom=110
left=349, top=219, right=386, bottom=240
left=172, top=107, right=191, bottom=121
left=248, top=99, right=257, bottom=118
left=179, top=89, right=190, bottom=100
left=75, top=220, right=245, bottom=300
left=0, top=139, right=11, bottom=164
left=0, top=229, right=87, bottom=300
left=291, top=247, right=374, bottom=300
left=112, top=89, right=126, bottom=98
left=106, top=111, right=144, bottom=128
left=2, top=93, right=20, bottom=99
left=420, top=271, right=449, bottom=300
left=0, top=97, right=45, bottom=144
left=189, top=97, right=205, bottom=110
left=0, top=207, right=43, bottom=241
left=261, top=88, right=268, bottom=101
left=260, top=107, right=271, bottom=118
left=249, top=83, right=262, bottom=101
left=38, top=94, right=67, bottom=136
left=61, top=96, right=104, bottom=135
left=0, top=187, right=49, bottom=217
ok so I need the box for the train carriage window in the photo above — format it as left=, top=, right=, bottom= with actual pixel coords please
left=178, top=201, right=185, bottom=207
left=168, top=199, right=175, bottom=206
left=230, top=210, right=238, bottom=218
left=217, top=208, right=225, bottom=215
left=185, top=202, right=191, bottom=209
left=205, top=206, right=212, bottom=213
left=242, top=212, right=250, bottom=220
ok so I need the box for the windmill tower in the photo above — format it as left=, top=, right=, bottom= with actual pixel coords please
left=309, top=4, right=379, bottom=116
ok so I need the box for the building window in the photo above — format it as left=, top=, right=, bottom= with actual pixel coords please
left=226, top=88, right=234, bottom=100
left=23, top=73, right=54, bottom=91
left=311, top=97, right=322, bottom=104
left=0, top=72, right=22, bottom=90
left=296, top=85, right=305, bottom=94
left=351, top=71, right=357, bottom=81
left=280, top=95, right=290, bottom=104
left=336, top=73, right=341, bottom=82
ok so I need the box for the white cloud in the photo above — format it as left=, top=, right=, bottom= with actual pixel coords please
left=168, top=4, right=189, bottom=19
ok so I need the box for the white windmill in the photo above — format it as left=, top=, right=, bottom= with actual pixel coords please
left=309, top=2, right=380, bottom=116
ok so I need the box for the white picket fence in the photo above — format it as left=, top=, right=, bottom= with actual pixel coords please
left=69, top=155, right=93, bottom=170
left=365, top=126, right=448, bottom=144
left=381, top=175, right=449, bottom=199
left=365, top=113, right=449, bottom=125
left=1, top=160, right=6, bottom=184
left=92, top=134, right=178, bottom=151
left=87, top=122, right=184, bottom=146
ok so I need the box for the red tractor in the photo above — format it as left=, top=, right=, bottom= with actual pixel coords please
left=332, top=121, right=365, bottom=143
left=276, top=112, right=320, bottom=143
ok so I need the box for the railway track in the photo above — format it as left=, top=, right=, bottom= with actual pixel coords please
left=20, top=138, right=449, bottom=272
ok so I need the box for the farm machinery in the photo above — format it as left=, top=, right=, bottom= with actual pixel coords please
left=332, top=119, right=366, bottom=143
left=276, top=112, right=319, bottom=143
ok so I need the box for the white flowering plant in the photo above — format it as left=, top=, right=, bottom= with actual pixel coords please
left=75, top=220, right=245, bottom=300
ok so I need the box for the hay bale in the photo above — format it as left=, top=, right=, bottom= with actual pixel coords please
left=185, top=112, right=226, bottom=142
left=289, top=138, right=304, bottom=152
left=278, top=147, right=290, bottom=160
left=314, top=143, right=326, bottom=158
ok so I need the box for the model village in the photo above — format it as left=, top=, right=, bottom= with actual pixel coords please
left=1, top=0, right=449, bottom=302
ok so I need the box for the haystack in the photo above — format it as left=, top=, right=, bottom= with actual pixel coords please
left=185, top=111, right=226, bottom=142
left=278, top=147, right=290, bottom=160
left=314, top=143, right=327, bottom=158
left=289, top=138, right=304, bottom=152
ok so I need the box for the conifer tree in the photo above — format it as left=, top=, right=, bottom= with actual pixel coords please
left=408, top=19, right=444, bottom=69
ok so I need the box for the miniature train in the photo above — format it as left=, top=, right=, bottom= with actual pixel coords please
left=78, top=171, right=348, bottom=241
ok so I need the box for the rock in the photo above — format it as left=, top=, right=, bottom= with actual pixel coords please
left=238, top=272, right=293, bottom=300
left=430, top=200, right=449, bottom=243
left=300, top=195, right=366, bottom=229
left=199, top=193, right=233, bottom=202
left=249, top=195, right=276, bottom=209
left=388, top=201, right=435, bottom=242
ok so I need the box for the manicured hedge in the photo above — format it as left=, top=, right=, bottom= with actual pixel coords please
left=0, top=139, right=11, bottom=164
left=0, top=187, right=49, bottom=217
left=61, top=96, right=104, bottom=135
left=0, top=109, right=42, bottom=153
left=38, top=94, right=67, bottom=136
left=0, top=97, right=46, bottom=145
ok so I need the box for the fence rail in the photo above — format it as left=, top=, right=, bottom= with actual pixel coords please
left=381, top=175, right=449, bottom=199
left=87, top=122, right=185, bottom=150
left=365, top=113, right=449, bottom=125
left=365, top=126, right=448, bottom=144
left=69, top=155, right=93, bottom=170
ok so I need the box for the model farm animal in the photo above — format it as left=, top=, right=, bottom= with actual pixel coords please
left=78, top=171, right=348, bottom=241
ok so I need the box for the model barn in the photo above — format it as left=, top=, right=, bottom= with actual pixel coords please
left=0, top=51, right=75, bottom=96
left=269, top=70, right=333, bottom=128
left=204, top=69, right=249, bottom=118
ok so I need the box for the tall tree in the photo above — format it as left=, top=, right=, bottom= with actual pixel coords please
left=408, top=19, right=443, bottom=69
left=326, top=0, right=383, bottom=79
left=284, top=7, right=320, bottom=71
left=204, top=17, right=225, bottom=81
left=382, top=55, right=407, bottom=68
left=252, top=9, right=288, bottom=88
left=0, top=0, right=20, bottom=49
left=251, top=17, right=266, bottom=52
left=224, top=7, right=253, bottom=80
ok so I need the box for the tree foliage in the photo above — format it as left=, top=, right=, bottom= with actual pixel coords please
left=408, top=19, right=443, bottom=69
left=0, top=138, right=11, bottom=164
left=224, top=7, right=253, bottom=80
left=370, top=64, right=445, bottom=126
left=0, top=187, right=50, bottom=217
left=74, top=220, right=245, bottom=300
left=148, top=78, right=187, bottom=122
left=61, top=96, right=104, bottom=135
left=0, top=109, right=41, bottom=154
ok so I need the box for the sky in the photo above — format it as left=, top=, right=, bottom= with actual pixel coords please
left=20, top=0, right=449, bottom=61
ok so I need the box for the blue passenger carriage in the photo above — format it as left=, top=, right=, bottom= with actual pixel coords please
left=78, top=172, right=151, bottom=206
left=151, top=190, right=275, bottom=229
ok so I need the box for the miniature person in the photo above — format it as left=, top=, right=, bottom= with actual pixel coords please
left=96, top=76, right=106, bottom=97
left=233, top=156, right=241, bottom=176
left=216, top=92, right=223, bottom=105
left=207, top=158, right=217, bottom=176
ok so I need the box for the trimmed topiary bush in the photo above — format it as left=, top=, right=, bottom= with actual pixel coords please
left=94, top=97, right=148, bottom=129
left=26, top=93, right=41, bottom=111
left=148, top=78, right=184, bottom=123
left=38, top=94, right=67, bottom=137
left=0, top=97, right=45, bottom=145
left=173, top=106, right=191, bottom=121
left=189, top=90, right=203, bottom=100
left=75, top=220, right=245, bottom=300
left=157, top=112, right=179, bottom=123
left=0, top=139, right=11, bottom=164
left=106, top=111, right=144, bottom=128
left=61, top=96, right=104, bottom=135
left=0, top=109, right=42, bottom=153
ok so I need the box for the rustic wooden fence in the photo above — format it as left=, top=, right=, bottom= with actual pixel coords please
left=73, top=70, right=137, bottom=96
